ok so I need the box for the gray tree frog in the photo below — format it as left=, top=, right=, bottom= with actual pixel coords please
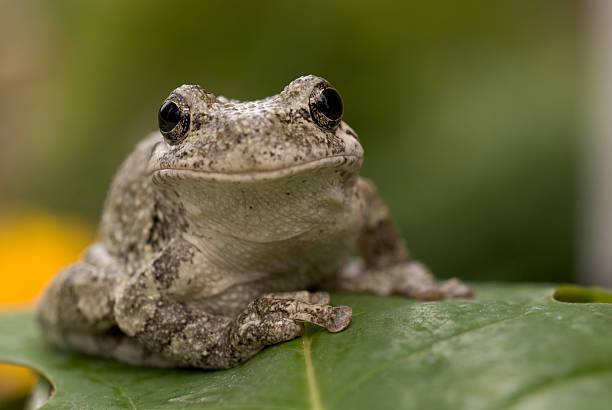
left=37, top=75, right=473, bottom=369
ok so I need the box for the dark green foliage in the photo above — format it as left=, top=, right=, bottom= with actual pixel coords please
left=9, top=1, right=580, bottom=283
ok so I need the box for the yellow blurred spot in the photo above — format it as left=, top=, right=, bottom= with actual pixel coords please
left=0, top=206, right=94, bottom=404
left=0, top=207, right=94, bottom=307
left=0, top=364, right=37, bottom=404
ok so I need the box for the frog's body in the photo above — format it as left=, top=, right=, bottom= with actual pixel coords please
left=38, top=75, right=472, bottom=369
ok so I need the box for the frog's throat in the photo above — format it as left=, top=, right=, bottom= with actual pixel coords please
left=150, top=154, right=362, bottom=182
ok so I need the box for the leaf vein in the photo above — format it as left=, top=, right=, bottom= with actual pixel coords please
left=302, top=327, right=324, bottom=410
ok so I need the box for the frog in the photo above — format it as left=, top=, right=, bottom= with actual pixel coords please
left=37, top=75, right=473, bottom=369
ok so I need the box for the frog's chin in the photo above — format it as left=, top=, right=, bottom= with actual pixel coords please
left=151, top=154, right=362, bottom=183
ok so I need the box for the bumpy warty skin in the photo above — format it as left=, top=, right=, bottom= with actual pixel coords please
left=37, top=75, right=473, bottom=369
left=99, top=76, right=364, bottom=316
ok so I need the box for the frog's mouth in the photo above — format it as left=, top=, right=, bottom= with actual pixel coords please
left=151, top=154, right=362, bottom=182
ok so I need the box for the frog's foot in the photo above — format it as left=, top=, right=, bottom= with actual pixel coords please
left=193, top=292, right=351, bottom=368
left=253, top=291, right=351, bottom=333
left=335, top=259, right=474, bottom=300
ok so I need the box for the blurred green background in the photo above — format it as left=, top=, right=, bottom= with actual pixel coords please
left=0, top=0, right=580, bottom=283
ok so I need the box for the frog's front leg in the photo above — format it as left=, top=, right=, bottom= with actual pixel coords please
left=335, top=178, right=474, bottom=300
left=114, top=242, right=352, bottom=369
left=37, top=244, right=176, bottom=367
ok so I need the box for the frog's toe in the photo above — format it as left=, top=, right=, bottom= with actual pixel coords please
left=253, top=293, right=351, bottom=334
left=326, top=305, right=352, bottom=333
left=440, top=278, right=474, bottom=299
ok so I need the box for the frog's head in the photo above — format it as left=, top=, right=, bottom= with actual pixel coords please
left=149, top=75, right=363, bottom=183
left=149, top=76, right=364, bottom=241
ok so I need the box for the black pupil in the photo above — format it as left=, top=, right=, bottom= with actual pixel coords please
left=316, top=88, right=343, bottom=121
left=158, top=101, right=181, bottom=132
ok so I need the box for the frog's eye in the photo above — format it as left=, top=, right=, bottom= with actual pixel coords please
left=309, top=83, right=343, bottom=131
left=158, top=96, right=190, bottom=145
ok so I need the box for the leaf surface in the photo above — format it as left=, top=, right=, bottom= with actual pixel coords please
left=1, top=284, right=611, bottom=410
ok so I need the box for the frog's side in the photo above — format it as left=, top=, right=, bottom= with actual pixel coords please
left=37, top=75, right=473, bottom=369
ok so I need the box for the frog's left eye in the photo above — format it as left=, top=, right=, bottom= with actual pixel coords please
left=158, top=95, right=190, bottom=145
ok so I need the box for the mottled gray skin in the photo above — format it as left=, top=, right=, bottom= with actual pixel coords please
left=37, top=75, right=473, bottom=369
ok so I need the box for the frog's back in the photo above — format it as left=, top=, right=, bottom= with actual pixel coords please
left=97, top=133, right=164, bottom=272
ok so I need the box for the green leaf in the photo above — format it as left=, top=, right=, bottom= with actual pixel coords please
left=1, top=283, right=612, bottom=410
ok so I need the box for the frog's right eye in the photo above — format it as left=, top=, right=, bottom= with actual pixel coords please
left=309, top=83, right=343, bottom=131
left=158, top=96, right=190, bottom=145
